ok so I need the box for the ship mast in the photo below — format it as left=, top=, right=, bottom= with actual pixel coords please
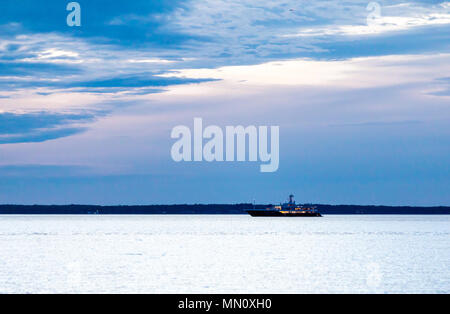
left=289, top=194, right=295, bottom=205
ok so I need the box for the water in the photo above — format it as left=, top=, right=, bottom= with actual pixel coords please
left=0, top=215, right=448, bottom=294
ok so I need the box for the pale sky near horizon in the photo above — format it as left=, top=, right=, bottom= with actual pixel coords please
left=0, top=1, right=449, bottom=205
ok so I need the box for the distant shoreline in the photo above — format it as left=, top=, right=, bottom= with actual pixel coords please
left=0, top=204, right=449, bottom=215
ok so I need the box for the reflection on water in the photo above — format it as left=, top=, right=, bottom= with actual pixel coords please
left=0, top=215, right=448, bottom=293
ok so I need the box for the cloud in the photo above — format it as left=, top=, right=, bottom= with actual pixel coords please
left=329, top=120, right=423, bottom=127
left=431, top=89, right=450, bottom=96
left=1, top=0, right=448, bottom=102
left=0, top=0, right=188, bottom=42
left=158, top=54, right=450, bottom=89
left=0, top=1, right=449, bottom=205
left=0, top=111, right=99, bottom=144
left=0, top=127, right=88, bottom=144
left=0, top=61, right=81, bottom=77
left=0, top=72, right=217, bottom=95
left=127, top=58, right=176, bottom=64
left=0, top=164, right=92, bottom=177
left=428, top=77, right=450, bottom=96
left=285, top=2, right=450, bottom=37
left=161, top=0, right=450, bottom=61
left=1, top=1, right=449, bottom=71
left=69, top=74, right=216, bottom=89
left=0, top=29, right=217, bottom=99
left=0, top=48, right=449, bottom=205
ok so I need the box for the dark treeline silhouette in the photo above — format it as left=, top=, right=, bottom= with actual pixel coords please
left=0, top=204, right=449, bottom=215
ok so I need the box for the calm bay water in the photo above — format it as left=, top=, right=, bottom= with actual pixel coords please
left=0, top=215, right=448, bottom=294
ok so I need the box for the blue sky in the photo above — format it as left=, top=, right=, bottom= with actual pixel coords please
left=0, top=0, right=449, bottom=205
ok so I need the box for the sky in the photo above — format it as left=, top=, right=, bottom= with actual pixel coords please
left=0, top=0, right=449, bottom=205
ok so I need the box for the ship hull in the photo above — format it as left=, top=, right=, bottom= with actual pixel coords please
left=246, top=210, right=322, bottom=217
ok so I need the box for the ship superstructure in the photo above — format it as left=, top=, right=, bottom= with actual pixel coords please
left=246, top=195, right=322, bottom=217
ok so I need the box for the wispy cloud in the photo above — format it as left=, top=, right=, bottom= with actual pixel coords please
left=159, top=54, right=450, bottom=89
left=285, top=3, right=450, bottom=37
left=0, top=111, right=99, bottom=144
